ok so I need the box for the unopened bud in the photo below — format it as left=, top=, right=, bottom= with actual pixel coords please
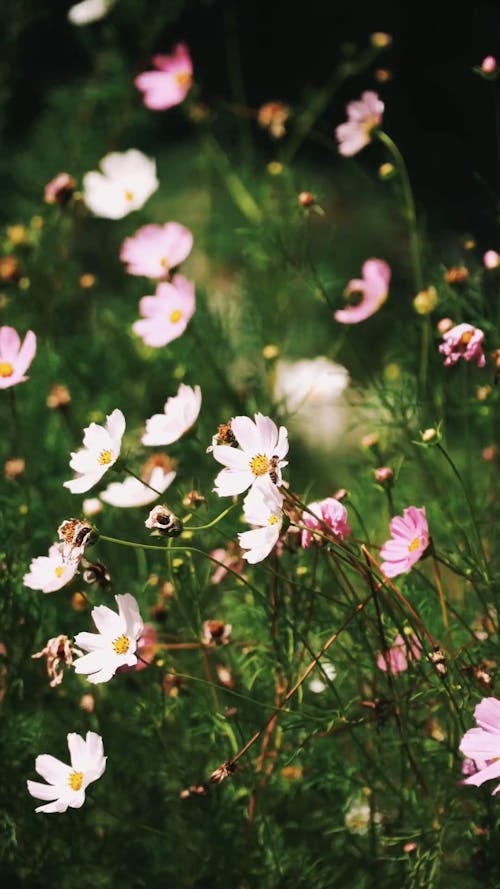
left=444, top=266, right=468, bottom=285
left=145, top=505, right=183, bottom=537
left=333, top=487, right=349, bottom=501
left=374, top=466, right=393, bottom=484
left=44, top=172, right=76, bottom=205
left=482, top=446, right=497, bottom=462
left=298, top=191, right=314, bottom=207
left=267, top=161, right=283, bottom=176
left=375, top=68, right=391, bottom=83
left=437, top=317, right=453, bottom=335
left=262, top=343, right=280, bottom=360
left=361, top=433, right=379, bottom=449
left=481, top=55, right=497, bottom=74
left=79, top=273, right=95, bottom=289
left=5, top=457, right=25, bottom=479
left=421, top=427, right=437, bottom=443
left=378, top=162, right=396, bottom=180
left=80, top=693, right=95, bottom=713
left=370, top=32, right=392, bottom=49
left=477, top=385, right=492, bottom=401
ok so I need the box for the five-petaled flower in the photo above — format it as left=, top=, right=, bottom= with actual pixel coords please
left=133, top=275, right=195, bottom=348
left=83, top=150, right=159, bottom=220
left=379, top=506, right=429, bottom=578
left=142, top=383, right=202, bottom=446
left=64, top=409, right=125, bottom=494
left=334, top=259, right=391, bottom=324
left=0, top=326, right=36, bottom=389
left=438, top=323, right=486, bottom=368
left=73, top=593, right=144, bottom=684
left=238, top=478, right=284, bottom=563
left=212, top=413, right=289, bottom=497
left=23, top=543, right=80, bottom=593
left=459, top=697, right=500, bottom=795
left=335, top=91, right=384, bottom=157
left=120, top=223, right=193, bottom=280
left=27, top=731, right=106, bottom=813
left=135, top=44, right=193, bottom=111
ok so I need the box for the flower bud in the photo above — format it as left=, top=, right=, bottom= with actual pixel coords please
left=378, top=162, right=396, bottom=180
left=267, top=161, right=283, bottom=176
left=361, top=433, right=379, bottom=449
left=7, top=225, right=27, bottom=246
left=262, top=343, right=280, bottom=360
left=481, top=55, right=497, bottom=74
left=0, top=256, right=19, bottom=282
left=421, top=427, right=437, bottom=443
left=477, top=385, right=491, bottom=401
left=333, top=487, right=348, bottom=501
left=80, top=693, right=95, bottom=714
left=5, top=457, right=25, bottom=479
left=71, top=592, right=87, bottom=612
left=444, top=266, right=468, bottom=285
left=298, top=191, right=314, bottom=207
left=46, top=384, right=71, bottom=410
left=437, top=317, right=453, bottom=335
left=482, top=446, right=497, bottom=462
left=375, top=68, right=392, bottom=83
left=145, top=505, right=183, bottom=537
left=370, top=32, right=392, bottom=48
left=374, top=466, right=393, bottom=484
left=78, top=273, right=96, bottom=288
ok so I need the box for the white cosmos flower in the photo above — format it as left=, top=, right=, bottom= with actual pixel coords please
left=142, top=383, right=202, bottom=446
left=212, top=413, right=289, bottom=497
left=23, top=543, right=80, bottom=593
left=100, top=465, right=176, bottom=507
left=83, top=150, right=159, bottom=220
left=238, top=479, right=284, bottom=564
left=308, top=662, right=337, bottom=694
left=64, top=409, right=125, bottom=494
left=27, top=731, right=106, bottom=814
left=273, top=357, right=350, bottom=449
left=68, top=0, right=116, bottom=25
left=74, top=593, right=144, bottom=684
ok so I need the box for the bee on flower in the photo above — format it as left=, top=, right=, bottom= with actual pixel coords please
left=211, top=412, right=289, bottom=497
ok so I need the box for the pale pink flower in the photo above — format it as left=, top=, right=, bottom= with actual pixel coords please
left=460, top=697, right=500, bottom=794
left=335, top=91, right=384, bottom=157
left=0, top=326, right=36, bottom=389
left=483, top=250, right=500, bottom=270
left=135, top=44, right=193, bottom=111
left=376, top=633, right=422, bottom=674
left=142, top=383, right=201, bottom=446
left=210, top=544, right=245, bottom=584
left=481, top=56, right=497, bottom=74
left=301, top=498, right=351, bottom=548
left=74, top=593, right=144, bottom=684
left=379, top=506, right=429, bottom=578
left=44, top=173, right=76, bottom=205
left=83, top=150, right=158, bottom=220
left=120, top=223, right=193, bottom=279
left=334, top=259, right=391, bottom=324
left=133, top=275, right=195, bottom=348
left=438, top=323, right=486, bottom=368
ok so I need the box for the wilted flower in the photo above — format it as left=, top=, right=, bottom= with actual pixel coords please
left=209, top=760, right=236, bottom=784
left=135, top=44, right=193, bottom=111
left=68, top=0, right=116, bottom=25
left=183, top=489, right=207, bottom=509
left=32, top=635, right=82, bottom=688
left=100, top=465, right=176, bottom=508
left=376, top=632, right=422, bottom=674
left=438, top=323, right=486, bottom=368
left=335, top=91, right=384, bottom=157
left=24, top=543, right=80, bottom=593
left=301, top=498, right=351, bottom=548
left=334, top=259, right=391, bottom=324
left=46, top=384, right=71, bottom=410
left=210, top=543, right=245, bottom=584
left=83, top=150, right=158, bottom=220
left=202, top=620, right=232, bottom=646
left=238, top=479, right=284, bottom=563
left=379, top=506, right=429, bottom=578
left=27, top=732, right=106, bottom=814
left=133, top=275, right=195, bottom=348
left=57, top=518, right=95, bottom=558
left=212, top=413, right=289, bottom=497
left=44, top=173, right=76, bottom=205
left=142, top=383, right=201, bottom=446
left=120, top=223, right=193, bottom=280
left=0, top=326, right=36, bottom=389
left=308, top=661, right=337, bottom=693
left=484, top=250, right=500, bottom=269
left=64, top=409, right=125, bottom=494
left=444, top=266, right=469, bottom=285
left=5, top=457, right=25, bottom=479
left=459, top=698, right=500, bottom=795
left=257, top=102, right=289, bottom=139
left=145, top=505, right=183, bottom=536
left=74, top=593, right=144, bottom=684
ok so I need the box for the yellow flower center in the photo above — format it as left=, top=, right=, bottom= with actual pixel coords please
left=98, top=449, right=113, bottom=466
left=0, top=362, right=14, bottom=377
left=175, top=71, right=192, bottom=88
left=68, top=771, right=83, bottom=791
left=408, top=537, right=421, bottom=552
left=112, top=634, right=130, bottom=655
left=249, top=454, right=271, bottom=477
left=268, top=514, right=280, bottom=525
left=160, top=257, right=168, bottom=269
left=124, top=191, right=134, bottom=202
left=362, top=114, right=380, bottom=138
left=461, top=330, right=473, bottom=345
left=169, top=309, right=183, bottom=324
left=54, top=566, right=64, bottom=578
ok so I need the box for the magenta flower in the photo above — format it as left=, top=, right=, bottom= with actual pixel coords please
left=0, top=326, right=36, bottom=389
left=460, top=698, right=500, bottom=794
left=438, top=323, right=486, bottom=368
left=379, top=506, right=429, bottom=578
left=334, top=259, right=391, bottom=324
left=135, top=44, right=193, bottom=111
left=301, top=498, right=351, bottom=548
left=132, top=275, right=195, bottom=348
left=376, top=633, right=422, bottom=674
left=120, top=223, right=193, bottom=280
left=335, top=91, right=384, bottom=157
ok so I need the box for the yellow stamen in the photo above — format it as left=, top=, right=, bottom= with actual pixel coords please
left=268, top=514, right=280, bottom=525
left=169, top=309, right=183, bottom=324
left=249, top=454, right=270, bottom=477
left=175, top=71, right=192, bottom=88
left=160, top=257, right=168, bottom=269
left=0, top=362, right=14, bottom=377
left=98, top=449, right=113, bottom=466
left=55, top=566, right=64, bottom=578
left=124, top=191, right=134, bottom=202
left=461, top=330, right=473, bottom=345
left=408, top=537, right=421, bottom=552
left=68, top=771, right=83, bottom=791
left=112, top=634, right=130, bottom=655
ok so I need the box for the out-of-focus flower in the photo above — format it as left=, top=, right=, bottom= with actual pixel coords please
left=257, top=102, right=289, bottom=139
left=301, top=498, right=351, bottom=548
left=46, top=384, right=71, bottom=410
left=27, top=732, right=106, bottom=814
left=79, top=274, right=95, bottom=289
left=374, top=466, right=393, bottom=484
left=83, top=150, right=158, bottom=220
left=44, top=173, right=76, bottom=205
left=145, top=505, right=183, bottom=536
left=212, top=413, right=288, bottom=497
left=74, top=594, right=143, bottom=684
left=82, top=497, right=103, bottom=517
left=477, top=385, right=492, bottom=402
left=376, top=632, right=422, bottom=674
left=57, top=519, right=95, bottom=559
left=0, top=326, right=36, bottom=389
left=7, top=225, right=27, bottom=246
left=345, top=796, right=382, bottom=834
left=32, top=635, right=82, bottom=688
left=370, top=32, right=392, bottom=48
left=142, top=383, right=201, bottom=446
left=72, top=592, right=88, bottom=611
left=80, top=694, right=95, bottom=713
left=460, top=698, right=500, bottom=794
left=481, top=56, right=497, bottom=74
left=134, top=624, right=159, bottom=670
left=202, top=620, right=232, bottom=646
left=210, top=543, right=245, bottom=584
left=334, top=259, right=390, bottom=324
left=483, top=250, right=500, bottom=270
left=0, top=256, right=19, bottom=281
left=100, top=465, right=176, bottom=508
left=68, top=0, right=116, bottom=25
left=135, top=44, right=193, bottom=111
left=444, top=266, right=469, bottom=285
left=183, top=489, right=207, bottom=509
left=238, top=479, right=284, bottom=563
left=133, top=275, right=195, bottom=347
left=308, top=661, right=337, bottom=693
left=378, top=162, right=395, bottom=180
left=437, top=317, right=454, bottom=335
left=438, top=323, right=486, bottom=368
left=64, top=409, right=125, bottom=494
left=5, top=457, right=25, bottom=479
left=379, top=506, right=429, bottom=578
left=298, top=191, right=315, bottom=207
left=413, top=286, right=438, bottom=315
left=262, top=343, right=280, bottom=360
left=335, top=91, right=384, bottom=157
left=120, top=223, right=193, bottom=280
left=361, top=433, right=379, bottom=449
left=215, top=666, right=235, bottom=691
left=81, top=559, right=111, bottom=587
left=23, top=544, right=80, bottom=593
left=375, top=68, right=392, bottom=83
left=482, top=446, right=497, bottom=463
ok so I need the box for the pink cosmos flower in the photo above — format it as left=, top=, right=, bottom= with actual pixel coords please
left=132, top=275, right=195, bottom=348
left=210, top=544, right=245, bottom=585
left=481, top=56, right=497, bottom=74
left=0, top=326, right=36, bottom=389
left=301, top=498, right=352, bottom=548
left=134, top=624, right=159, bottom=671
left=335, top=91, right=384, bottom=157
left=438, top=323, right=486, bottom=368
left=120, top=223, right=193, bottom=280
left=460, top=697, right=500, bottom=794
left=135, top=44, right=193, bottom=111
left=334, top=259, right=391, bottom=324
left=379, top=506, right=429, bottom=578
left=376, top=633, right=422, bottom=674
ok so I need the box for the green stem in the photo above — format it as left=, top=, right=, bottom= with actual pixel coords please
left=204, top=133, right=262, bottom=223
left=186, top=505, right=235, bottom=531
